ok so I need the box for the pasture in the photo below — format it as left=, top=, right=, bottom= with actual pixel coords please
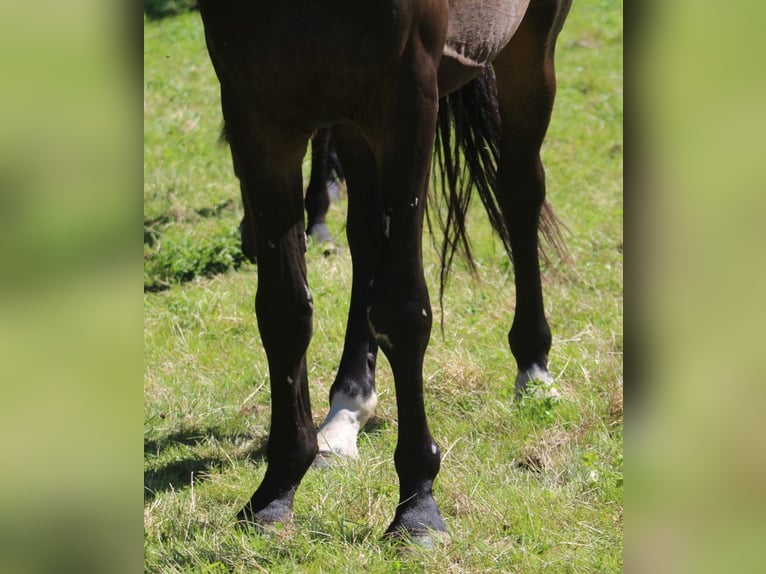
left=144, top=1, right=623, bottom=571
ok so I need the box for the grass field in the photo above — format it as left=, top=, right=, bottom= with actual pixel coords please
left=144, top=2, right=623, bottom=572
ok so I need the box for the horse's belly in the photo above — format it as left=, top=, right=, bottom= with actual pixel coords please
left=439, top=0, right=531, bottom=94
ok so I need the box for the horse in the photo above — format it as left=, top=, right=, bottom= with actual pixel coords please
left=239, top=127, right=343, bottom=261
left=197, top=0, right=572, bottom=543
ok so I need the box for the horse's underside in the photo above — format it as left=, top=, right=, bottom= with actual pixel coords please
left=198, top=0, right=572, bottom=542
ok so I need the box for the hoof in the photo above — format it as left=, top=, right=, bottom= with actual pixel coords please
left=312, top=445, right=360, bottom=469
left=384, top=492, right=447, bottom=548
left=316, top=428, right=360, bottom=462
left=236, top=490, right=295, bottom=532
left=383, top=527, right=451, bottom=550
left=315, top=440, right=359, bottom=460
left=307, top=222, right=334, bottom=246
left=515, top=364, right=559, bottom=399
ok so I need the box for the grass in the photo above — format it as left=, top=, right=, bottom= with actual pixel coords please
left=144, top=1, right=623, bottom=572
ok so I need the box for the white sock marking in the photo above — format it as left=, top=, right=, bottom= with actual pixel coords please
left=317, top=390, right=378, bottom=459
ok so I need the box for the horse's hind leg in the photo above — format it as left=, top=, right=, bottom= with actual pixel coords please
left=221, top=90, right=317, bottom=526
left=494, top=0, right=571, bottom=396
left=316, top=125, right=380, bottom=461
left=305, top=128, right=334, bottom=245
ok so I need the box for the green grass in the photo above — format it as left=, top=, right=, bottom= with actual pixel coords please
left=144, top=1, right=623, bottom=572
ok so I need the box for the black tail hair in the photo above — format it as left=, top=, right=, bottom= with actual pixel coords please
left=430, top=66, right=566, bottom=307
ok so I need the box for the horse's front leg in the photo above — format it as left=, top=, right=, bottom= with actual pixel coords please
left=222, top=96, right=317, bottom=526
left=239, top=213, right=317, bottom=526
left=366, top=25, right=448, bottom=543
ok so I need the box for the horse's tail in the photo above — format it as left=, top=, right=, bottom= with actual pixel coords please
left=430, top=66, right=566, bottom=305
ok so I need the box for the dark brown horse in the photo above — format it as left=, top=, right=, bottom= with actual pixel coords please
left=198, top=0, right=572, bottom=543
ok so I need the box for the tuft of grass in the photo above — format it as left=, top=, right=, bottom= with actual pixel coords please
left=144, top=223, right=245, bottom=292
left=144, top=1, right=622, bottom=572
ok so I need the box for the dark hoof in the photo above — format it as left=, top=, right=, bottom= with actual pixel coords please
left=384, top=493, right=447, bottom=548
left=236, top=492, right=294, bottom=532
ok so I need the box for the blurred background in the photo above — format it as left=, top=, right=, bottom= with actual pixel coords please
left=0, top=2, right=140, bottom=573
left=631, top=2, right=766, bottom=573
left=0, top=0, right=764, bottom=572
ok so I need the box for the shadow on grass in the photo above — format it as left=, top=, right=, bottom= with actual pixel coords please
left=144, top=427, right=268, bottom=503
left=144, top=455, right=227, bottom=502
left=144, top=425, right=258, bottom=454
left=145, top=417, right=393, bottom=503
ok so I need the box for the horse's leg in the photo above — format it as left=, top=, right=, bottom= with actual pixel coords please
left=494, top=0, right=572, bottom=397
left=221, top=91, right=317, bottom=526
left=305, top=128, right=333, bottom=245
left=316, top=124, right=380, bottom=461
left=368, top=32, right=448, bottom=541
left=326, top=136, right=345, bottom=190
left=240, top=151, right=317, bottom=524
left=243, top=128, right=334, bottom=260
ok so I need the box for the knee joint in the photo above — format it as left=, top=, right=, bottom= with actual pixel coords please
left=256, top=286, right=313, bottom=351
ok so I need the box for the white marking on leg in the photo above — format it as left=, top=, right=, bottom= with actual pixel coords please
left=422, top=308, right=428, bottom=317
left=286, top=376, right=294, bottom=385
left=431, top=443, right=438, bottom=456
left=317, top=390, right=378, bottom=459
